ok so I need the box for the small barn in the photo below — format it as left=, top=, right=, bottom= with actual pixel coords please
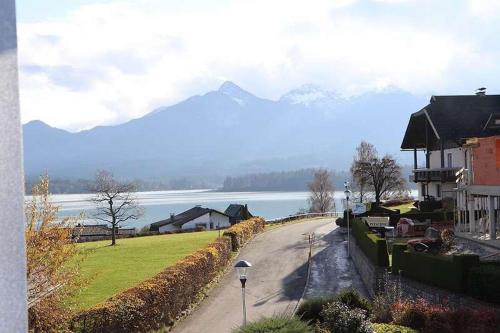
left=224, top=204, right=253, bottom=225
left=150, top=206, right=231, bottom=233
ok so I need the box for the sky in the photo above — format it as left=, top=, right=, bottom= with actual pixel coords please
left=16, top=0, right=500, bottom=131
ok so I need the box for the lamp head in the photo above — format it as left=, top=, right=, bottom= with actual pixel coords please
left=344, top=181, right=351, bottom=200
left=235, top=260, right=252, bottom=280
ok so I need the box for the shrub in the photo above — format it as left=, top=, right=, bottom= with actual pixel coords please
left=319, top=301, right=372, bottom=333
left=71, top=237, right=232, bottom=333
left=232, top=314, right=313, bottom=333
left=224, top=217, right=266, bottom=251
left=467, top=263, right=500, bottom=304
left=390, top=298, right=498, bottom=333
left=296, top=297, right=335, bottom=323
left=371, top=295, right=393, bottom=324
left=352, top=218, right=390, bottom=267
left=440, top=229, right=455, bottom=252
left=391, top=250, right=480, bottom=292
left=335, top=217, right=346, bottom=227
left=372, top=323, right=417, bottom=333
left=335, top=289, right=372, bottom=317
left=449, top=307, right=497, bottom=333
left=391, top=299, right=426, bottom=331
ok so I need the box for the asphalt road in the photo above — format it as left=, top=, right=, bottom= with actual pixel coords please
left=171, top=217, right=333, bottom=333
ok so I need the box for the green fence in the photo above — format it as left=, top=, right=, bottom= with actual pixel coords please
left=352, top=218, right=389, bottom=267
left=392, top=244, right=482, bottom=294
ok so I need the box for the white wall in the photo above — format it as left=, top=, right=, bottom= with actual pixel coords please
left=158, top=222, right=179, bottom=233
left=182, top=213, right=211, bottom=230
left=210, top=212, right=231, bottom=228
left=158, top=212, right=231, bottom=233
left=429, top=147, right=466, bottom=169
left=0, top=0, right=28, bottom=330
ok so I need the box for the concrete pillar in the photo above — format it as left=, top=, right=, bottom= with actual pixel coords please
left=468, top=197, right=476, bottom=233
left=0, top=0, right=28, bottom=331
left=489, top=196, right=496, bottom=240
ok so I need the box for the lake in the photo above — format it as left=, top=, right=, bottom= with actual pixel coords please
left=47, top=190, right=340, bottom=229
left=45, top=189, right=417, bottom=229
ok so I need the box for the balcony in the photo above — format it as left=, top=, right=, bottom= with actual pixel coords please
left=412, top=167, right=461, bottom=183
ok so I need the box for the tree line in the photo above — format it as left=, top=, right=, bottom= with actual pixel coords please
left=221, top=169, right=351, bottom=192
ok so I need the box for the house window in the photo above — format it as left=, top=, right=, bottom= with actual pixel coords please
left=421, top=183, right=426, bottom=197
left=436, top=184, right=441, bottom=198
left=209, top=222, right=214, bottom=229
left=447, top=153, right=452, bottom=168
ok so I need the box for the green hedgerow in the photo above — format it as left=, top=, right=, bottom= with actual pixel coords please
left=232, top=314, right=313, bottom=333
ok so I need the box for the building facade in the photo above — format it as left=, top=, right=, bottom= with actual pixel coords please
left=402, top=94, right=500, bottom=240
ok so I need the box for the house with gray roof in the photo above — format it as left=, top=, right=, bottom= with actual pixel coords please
left=224, top=204, right=253, bottom=225
left=149, top=206, right=230, bottom=233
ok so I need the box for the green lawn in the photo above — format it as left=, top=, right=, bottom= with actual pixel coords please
left=386, top=202, right=416, bottom=214
left=71, top=231, right=218, bottom=310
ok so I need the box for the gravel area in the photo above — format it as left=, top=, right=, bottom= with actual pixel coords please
left=445, top=237, right=500, bottom=261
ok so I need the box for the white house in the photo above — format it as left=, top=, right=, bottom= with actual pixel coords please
left=150, top=206, right=231, bottom=233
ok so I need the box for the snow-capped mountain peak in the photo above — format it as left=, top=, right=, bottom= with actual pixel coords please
left=280, top=84, right=342, bottom=108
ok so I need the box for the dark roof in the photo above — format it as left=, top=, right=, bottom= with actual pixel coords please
left=73, top=224, right=110, bottom=237
left=401, top=95, right=500, bottom=150
left=225, top=204, right=244, bottom=217
left=224, top=204, right=253, bottom=220
left=150, top=206, right=228, bottom=230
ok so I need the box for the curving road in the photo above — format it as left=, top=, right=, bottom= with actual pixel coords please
left=171, top=217, right=334, bottom=333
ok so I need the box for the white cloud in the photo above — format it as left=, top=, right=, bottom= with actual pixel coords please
left=17, top=0, right=488, bottom=131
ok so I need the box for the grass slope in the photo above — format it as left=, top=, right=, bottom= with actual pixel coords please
left=72, top=231, right=218, bottom=309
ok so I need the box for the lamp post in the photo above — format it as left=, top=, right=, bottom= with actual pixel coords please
left=235, top=260, right=252, bottom=326
left=344, top=182, right=352, bottom=257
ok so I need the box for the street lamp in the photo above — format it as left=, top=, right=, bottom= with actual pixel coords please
left=344, top=182, right=352, bottom=257
left=235, top=260, right=252, bottom=326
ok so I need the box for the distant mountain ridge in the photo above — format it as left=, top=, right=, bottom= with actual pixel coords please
left=23, top=82, right=426, bottom=183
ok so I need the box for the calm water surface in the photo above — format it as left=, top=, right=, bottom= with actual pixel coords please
left=46, top=190, right=340, bottom=229
left=41, top=189, right=417, bottom=229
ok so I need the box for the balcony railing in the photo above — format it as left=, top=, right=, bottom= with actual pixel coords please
left=412, top=167, right=462, bottom=183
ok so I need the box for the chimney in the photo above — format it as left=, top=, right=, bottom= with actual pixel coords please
left=170, top=213, right=175, bottom=222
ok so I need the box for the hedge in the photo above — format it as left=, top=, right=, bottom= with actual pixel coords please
left=223, top=217, right=265, bottom=251
left=392, top=244, right=480, bottom=293
left=71, top=218, right=266, bottom=332
left=352, top=218, right=389, bottom=267
left=467, top=262, right=500, bottom=304
left=71, top=236, right=232, bottom=332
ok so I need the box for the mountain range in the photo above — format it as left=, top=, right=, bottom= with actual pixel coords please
left=23, top=81, right=426, bottom=185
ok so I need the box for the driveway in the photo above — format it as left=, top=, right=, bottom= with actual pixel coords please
left=304, top=224, right=368, bottom=298
left=171, top=217, right=333, bottom=333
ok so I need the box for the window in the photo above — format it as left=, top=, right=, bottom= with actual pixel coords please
left=436, top=184, right=441, bottom=198
left=421, top=183, right=426, bottom=197
left=447, top=153, right=452, bottom=168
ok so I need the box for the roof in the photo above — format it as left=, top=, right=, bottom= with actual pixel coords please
left=150, top=206, right=229, bottom=230
left=224, top=204, right=253, bottom=218
left=401, top=94, right=500, bottom=150
left=73, top=224, right=111, bottom=237
left=225, top=204, right=244, bottom=217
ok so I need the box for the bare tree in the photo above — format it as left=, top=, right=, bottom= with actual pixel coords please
left=351, top=143, right=407, bottom=204
left=350, top=141, right=377, bottom=203
left=90, top=170, right=143, bottom=245
left=308, top=169, right=335, bottom=213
